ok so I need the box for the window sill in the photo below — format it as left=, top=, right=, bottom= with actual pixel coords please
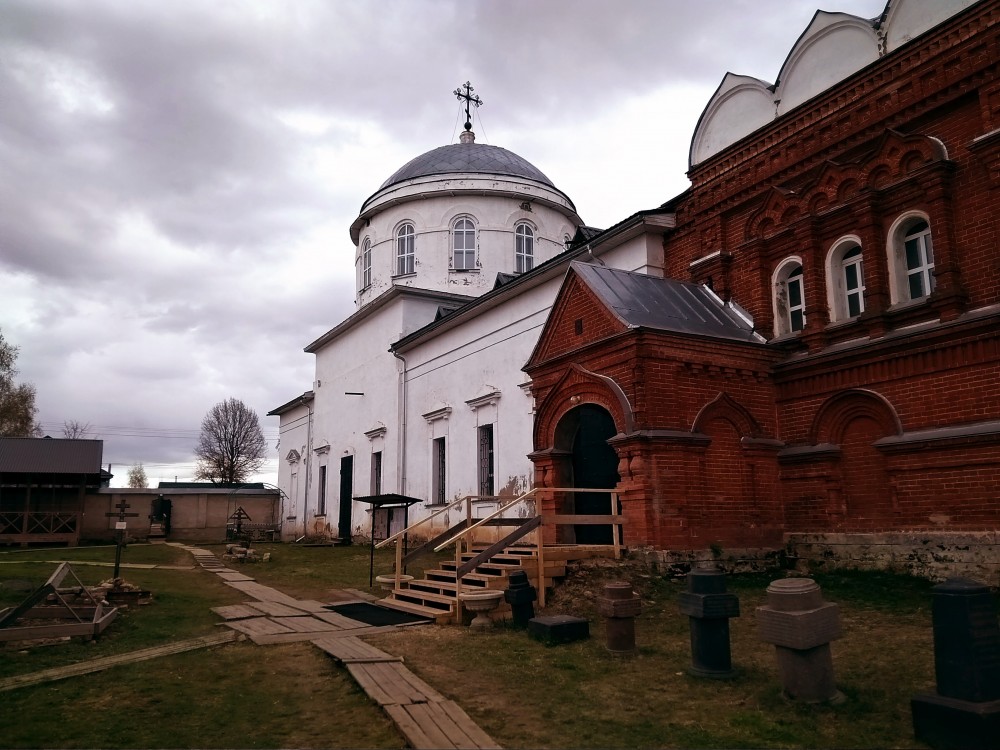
left=392, top=272, right=417, bottom=280
left=449, top=268, right=480, bottom=274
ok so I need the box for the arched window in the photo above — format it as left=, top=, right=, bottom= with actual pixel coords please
left=826, top=238, right=865, bottom=322
left=773, top=258, right=806, bottom=336
left=903, top=220, right=935, bottom=300
left=452, top=217, right=476, bottom=270
left=361, top=238, right=372, bottom=290
left=887, top=213, right=935, bottom=304
left=515, top=223, right=534, bottom=273
left=396, top=223, right=415, bottom=276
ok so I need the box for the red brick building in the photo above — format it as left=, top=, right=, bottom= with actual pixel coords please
left=526, top=0, right=1000, bottom=573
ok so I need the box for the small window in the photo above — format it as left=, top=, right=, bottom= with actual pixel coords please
left=904, top=220, right=935, bottom=300
left=887, top=214, right=935, bottom=305
left=452, top=217, right=476, bottom=270
left=477, top=424, right=494, bottom=497
left=361, top=238, right=372, bottom=290
left=370, top=450, right=382, bottom=495
left=773, top=259, right=806, bottom=336
left=317, top=465, right=327, bottom=515
left=432, top=437, right=446, bottom=505
left=826, top=239, right=865, bottom=322
left=396, top=223, right=415, bottom=276
left=515, top=223, right=534, bottom=273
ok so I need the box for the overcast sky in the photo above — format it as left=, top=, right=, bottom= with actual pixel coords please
left=0, top=0, right=886, bottom=487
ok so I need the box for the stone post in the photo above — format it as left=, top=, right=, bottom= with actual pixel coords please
left=678, top=567, right=740, bottom=678
left=596, top=581, right=641, bottom=656
left=504, top=570, right=537, bottom=628
left=911, top=578, right=1000, bottom=749
left=756, top=578, right=843, bottom=703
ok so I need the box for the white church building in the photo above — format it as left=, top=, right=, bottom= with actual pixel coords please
left=269, top=117, right=672, bottom=541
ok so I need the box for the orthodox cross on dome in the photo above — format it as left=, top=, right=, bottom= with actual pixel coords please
left=454, top=81, right=483, bottom=132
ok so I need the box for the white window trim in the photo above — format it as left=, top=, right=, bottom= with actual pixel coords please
left=824, top=235, right=865, bottom=323
left=515, top=222, right=534, bottom=273
left=395, top=222, right=415, bottom=277
left=451, top=216, right=477, bottom=271
left=886, top=211, right=934, bottom=306
left=361, top=238, right=372, bottom=290
left=771, top=255, right=805, bottom=338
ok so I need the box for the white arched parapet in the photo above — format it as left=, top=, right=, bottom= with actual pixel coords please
left=883, top=0, right=980, bottom=52
left=689, top=74, right=775, bottom=167
left=775, top=12, right=880, bottom=115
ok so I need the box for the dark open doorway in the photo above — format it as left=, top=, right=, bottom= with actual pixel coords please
left=556, top=404, right=619, bottom=544
left=338, top=455, right=353, bottom=544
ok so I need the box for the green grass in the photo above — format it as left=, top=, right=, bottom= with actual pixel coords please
left=1, top=542, right=984, bottom=748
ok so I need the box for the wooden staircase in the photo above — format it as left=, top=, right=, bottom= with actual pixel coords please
left=373, top=488, right=626, bottom=625
left=378, top=544, right=606, bottom=624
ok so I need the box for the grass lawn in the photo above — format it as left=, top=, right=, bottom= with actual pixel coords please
left=1, top=540, right=988, bottom=748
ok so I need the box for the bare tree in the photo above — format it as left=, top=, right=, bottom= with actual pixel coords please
left=62, top=420, right=93, bottom=439
left=127, top=462, right=148, bottom=488
left=194, top=398, right=268, bottom=484
left=0, top=329, right=41, bottom=437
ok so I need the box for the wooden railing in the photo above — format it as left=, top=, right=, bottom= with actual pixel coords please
left=0, top=511, right=80, bottom=543
left=377, top=488, right=624, bottom=617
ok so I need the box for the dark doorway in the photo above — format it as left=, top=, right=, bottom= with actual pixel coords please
left=558, top=404, right=619, bottom=545
left=338, top=455, right=354, bottom=544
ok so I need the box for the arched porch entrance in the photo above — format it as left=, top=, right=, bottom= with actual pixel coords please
left=554, top=403, right=620, bottom=544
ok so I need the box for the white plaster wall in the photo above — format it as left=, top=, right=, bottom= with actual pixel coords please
left=884, top=0, right=980, bottom=52
left=400, top=278, right=559, bottom=522
left=355, top=185, right=576, bottom=307
left=274, top=401, right=311, bottom=540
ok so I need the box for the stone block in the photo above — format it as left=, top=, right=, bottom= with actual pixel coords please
left=528, top=615, right=590, bottom=645
left=911, top=693, right=1000, bottom=750
left=757, top=604, right=842, bottom=650
left=678, top=592, right=741, bottom=619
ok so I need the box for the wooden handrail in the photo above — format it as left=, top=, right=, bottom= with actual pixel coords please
left=432, top=489, right=540, bottom=553
left=455, top=516, right=542, bottom=578
left=374, top=495, right=466, bottom=550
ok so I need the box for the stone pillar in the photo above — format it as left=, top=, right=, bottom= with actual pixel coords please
left=678, top=567, right=740, bottom=678
left=597, top=581, right=641, bottom=656
left=911, top=578, right=1000, bottom=749
left=503, top=570, right=537, bottom=628
left=756, top=578, right=843, bottom=703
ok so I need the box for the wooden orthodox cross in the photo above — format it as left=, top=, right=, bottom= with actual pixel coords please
left=454, top=81, right=483, bottom=131
left=105, top=497, right=139, bottom=579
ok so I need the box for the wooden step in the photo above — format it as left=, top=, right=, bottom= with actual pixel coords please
left=376, top=598, right=453, bottom=625
left=390, top=588, right=462, bottom=610
left=409, top=579, right=503, bottom=596
left=423, top=570, right=500, bottom=588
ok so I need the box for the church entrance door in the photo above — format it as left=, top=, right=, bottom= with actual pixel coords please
left=558, top=404, right=619, bottom=545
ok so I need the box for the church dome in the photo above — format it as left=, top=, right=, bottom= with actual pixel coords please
left=379, top=142, right=556, bottom=190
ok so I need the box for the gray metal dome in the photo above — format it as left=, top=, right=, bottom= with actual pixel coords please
left=379, top=142, right=556, bottom=190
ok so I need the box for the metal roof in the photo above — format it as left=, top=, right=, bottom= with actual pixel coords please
left=379, top=143, right=555, bottom=190
left=0, top=437, right=104, bottom=474
left=570, top=262, right=763, bottom=344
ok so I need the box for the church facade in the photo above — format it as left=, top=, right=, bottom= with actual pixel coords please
left=273, top=0, right=999, bottom=576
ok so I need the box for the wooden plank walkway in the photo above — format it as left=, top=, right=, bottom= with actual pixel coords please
left=315, top=635, right=500, bottom=749
left=0, top=631, right=238, bottom=692
left=176, top=543, right=501, bottom=748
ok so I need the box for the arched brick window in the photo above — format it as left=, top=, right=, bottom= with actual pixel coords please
left=772, top=257, right=806, bottom=337
left=887, top=212, right=935, bottom=304
left=515, top=223, right=534, bottom=273
left=825, top=236, right=865, bottom=322
left=360, top=237, right=372, bottom=290
left=452, top=216, right=476, bottom=270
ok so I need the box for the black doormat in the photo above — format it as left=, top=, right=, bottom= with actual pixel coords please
left=324, top=602, right=432, bottom=626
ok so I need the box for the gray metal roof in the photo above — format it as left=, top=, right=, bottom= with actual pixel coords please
left=0, top=437, right=104, bottom=474
left=379, top=143, right=555, bottom=190
left=571, top=262, right=762, bottom=344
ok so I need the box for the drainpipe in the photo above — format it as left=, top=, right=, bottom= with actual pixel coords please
left=303, top=397, right=314, bottom=539
left=392, top=349, right=408, bottom=497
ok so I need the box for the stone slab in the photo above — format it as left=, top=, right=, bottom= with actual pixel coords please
left=528, top=615, right=590, bottom=645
